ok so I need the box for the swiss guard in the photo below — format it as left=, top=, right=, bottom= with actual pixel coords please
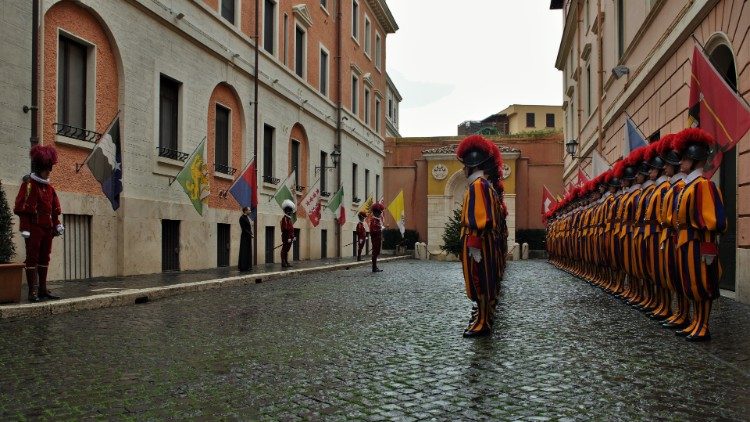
left=369, top=203, right=384, bottom=272
left=280, top=199, right=296, bottom=268
left=456, top=135, right=503, bottom=338
left=14, top=145, right=64, bottom=302
left=544, top=126, right=727, bottom=342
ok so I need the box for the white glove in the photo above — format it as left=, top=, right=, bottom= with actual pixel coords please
left=56, top=224, right=65, bottom=236
left=468, top=247, right=482, bottom=263
left=21, top=231, right=30, bottom=239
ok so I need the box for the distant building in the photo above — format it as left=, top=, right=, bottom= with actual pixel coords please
left=385, top=74, right=403, bottom=137
left=458, top=104, right=563, bottom=136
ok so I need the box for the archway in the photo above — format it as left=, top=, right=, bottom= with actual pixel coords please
left=706, top=34, right=738, bottom=291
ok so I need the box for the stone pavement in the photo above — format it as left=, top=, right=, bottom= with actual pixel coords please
left=0, top=259, right=748, bottom=420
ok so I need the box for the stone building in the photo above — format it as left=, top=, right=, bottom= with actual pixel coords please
left=0, top=0, right=398, bottom=280
left=385, top=73, right=402, bottom=137
left=550, top=0, right=750, bottom=302
left=383, top=133, right=564, bottom=255
left=457, top=104, right=564, bottom=136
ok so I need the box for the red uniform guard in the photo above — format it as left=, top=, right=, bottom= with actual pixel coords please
left=280, top=199, right=296, bottom=268
left=369, top=204, right=384, bottom=272
left=13, top=145, right=64, bottom=302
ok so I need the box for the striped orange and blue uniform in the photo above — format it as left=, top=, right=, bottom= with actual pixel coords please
left=634, top=182, right=658, bottom=282
left=674, top=176, right=726, bottom=302
left=617, top=188, right=640, bottom=278
left=461, top=177, right=500, bottom=303
left=643, top=178, right=671, bottom=287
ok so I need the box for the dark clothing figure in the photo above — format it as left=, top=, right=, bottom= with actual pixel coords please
left=356, top=219, right=367, bottom=261
left=369, top=212, right=383, bottom=272
left=280, top=214, right=295, bottom=267
left=238, top=214, right=253, bottom=271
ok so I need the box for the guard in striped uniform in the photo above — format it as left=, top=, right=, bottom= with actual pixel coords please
left=456, top=135, right=503, bottom=338
left=672, top=129, right=726, bottom=341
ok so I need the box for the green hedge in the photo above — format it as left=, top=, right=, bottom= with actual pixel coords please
left=383, top=229, right=420, bottom=250
left=515, top=229, right=547, bottom=250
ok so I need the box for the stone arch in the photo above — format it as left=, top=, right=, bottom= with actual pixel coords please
left=705, top=32, right=739, bottom=291
left=289, top=123, right=310, bottom=190
left=43, top=0, right=122, bottom=195
left=207, top=82, right=246, bottom=209
left=444, top=168, right=467, bottom=210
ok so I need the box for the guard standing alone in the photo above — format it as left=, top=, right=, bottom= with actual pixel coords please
left=280, top=199, right=296, bottom=268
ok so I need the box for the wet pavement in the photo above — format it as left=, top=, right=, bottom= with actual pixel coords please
left=0, top=259, right=748, bottom=420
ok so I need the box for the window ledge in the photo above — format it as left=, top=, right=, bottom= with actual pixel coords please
left=262, top=181, right=278, bottom=190
left=214, top=172, right=234, bottom=181
left=320, top=5, right=330, bottom=16
left=157, top=156, right=186, bottom=168
left=55, top=134, right=95, bottom=150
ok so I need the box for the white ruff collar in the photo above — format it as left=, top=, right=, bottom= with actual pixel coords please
left=684, top=168, right=703, bottom=185
left=468, top=170, right=485, bottom=184
left=642, top=180, right=654, bottom=188
left=655, top=175, right=668, bottom=186
left=671, top=173, right=686, bottom=183
left=30, top=173, right=49, bottom=185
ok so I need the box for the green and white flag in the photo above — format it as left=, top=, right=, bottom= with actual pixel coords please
left=272, top=170, right=297, bottom=223
left=326, top=186, right=346, bottom=225
left=175, top=139, right=210, bottom=215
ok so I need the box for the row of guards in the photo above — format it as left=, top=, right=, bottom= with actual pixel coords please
left=540, top=45, right=750, bottom=342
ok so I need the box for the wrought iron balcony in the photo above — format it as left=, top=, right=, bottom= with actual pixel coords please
left=353, top=196, right=361, bottom=203
left=214, top=163, right=236, bottom=175
left=53, top=123, right=101, bottom=143
left=295, top=185, right=306, bottom=193
left=321, top=191, right=331, bottom=198
left=263, top=175, right=280, bottom=185
left=156, top=147, right=189, bottom=162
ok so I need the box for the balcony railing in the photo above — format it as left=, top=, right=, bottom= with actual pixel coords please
left=263, top=175, right=280, bottom=185
left=214, top=163, right=236, bottom=175
left=321, top=191, right=331, bottom=198
left=295, top=185, right=306, bottom=193
left=353, top=196, right=361, bottom=203
left=157, top=147, right=189, bottom=162
left=54, top=123, right=101, bottom=143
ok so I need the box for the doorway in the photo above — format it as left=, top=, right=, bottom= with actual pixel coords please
left=162, top=220, right=180, bottom=272
left=217, top=223, right=230, bottom=267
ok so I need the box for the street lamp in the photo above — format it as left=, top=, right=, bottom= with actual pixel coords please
left=315, top=148, right=341, bottom=174
left=565, top=139, right=579, bottom=157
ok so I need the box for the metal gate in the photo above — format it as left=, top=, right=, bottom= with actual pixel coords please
left=293, top=228, right=300, bottom=261
left=719, top=151, right=737, bottom=291
left=62, top=214, right=91, bottom=280
left=321, top=229, right=328, bottom=259
left=217, top=223, right=230, bottom=267
left=162, top=220, right=180, bottom=272
left=265, top=226, right=275, bottom=263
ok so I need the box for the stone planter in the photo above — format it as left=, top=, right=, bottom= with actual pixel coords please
left=0, top=263, right=24, bottom=304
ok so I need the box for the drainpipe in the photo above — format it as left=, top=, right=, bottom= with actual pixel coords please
left=596, top=0, right=604, bottom=155
left=335, top=0, right=343, bottom=258
left=575, top=0, right=582, bottom=173
left=253, top=0, right=259, bottom=266
left=30, top=0, right=40, bottom=147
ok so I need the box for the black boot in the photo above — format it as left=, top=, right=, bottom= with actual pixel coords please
left=25, top=267, right=40, bottom=303
left=37, top=265, right=60, bottom=301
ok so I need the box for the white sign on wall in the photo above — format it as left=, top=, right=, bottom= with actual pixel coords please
left=432, top=164, right=448, bottom=180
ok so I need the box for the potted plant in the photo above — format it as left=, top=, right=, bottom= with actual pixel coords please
left=0, top=180, right=23, bottom=304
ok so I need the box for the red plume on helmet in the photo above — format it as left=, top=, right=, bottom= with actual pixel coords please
left=30, top=144, right=58, bottom=172
left=603, top=169, right=614, bottom=183
left=656, top=133, right=677, bottom=156
left=456, top=135, right=494, bottom=161
left=625, top=146, right=645, bottom=167
left=371, top=202, right=385, bottom=213
left=642, top=142, right=658, bottom=162
left=673, top=128, right=715, bottom=153
left=612, top=159, right=626, bottom=178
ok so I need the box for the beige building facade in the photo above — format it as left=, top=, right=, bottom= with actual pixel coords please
left=0, top=0, right=398, bottom=281
left=551, top=0, right=750, bottom=302
left=497, top=104, right=565, bottom=135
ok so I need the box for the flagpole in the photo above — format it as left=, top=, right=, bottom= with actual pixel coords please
left=169, top=136, right=207, bottom=186
left=268, top=170, right=295, bottom=202
left=227, top=156, right=255, bottom=192
left=77, top=110, right=121, bottom=173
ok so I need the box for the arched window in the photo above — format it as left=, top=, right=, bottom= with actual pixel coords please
left=289, top=123, right=309, bottom=191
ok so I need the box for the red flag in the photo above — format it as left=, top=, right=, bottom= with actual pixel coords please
left=689, top=46, right=750, bottom=178
left=576, top=167, right=590, bottom=187
left=541, top=185, right=558, bottom=215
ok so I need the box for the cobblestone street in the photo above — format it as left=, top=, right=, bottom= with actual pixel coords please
left=1, top=260, right=749, bottom=420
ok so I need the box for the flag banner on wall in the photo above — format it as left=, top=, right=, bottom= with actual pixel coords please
left=358, top=196, right=374, bottom=215
left=576, top=167, right=589, bottom=187
left=541, top=185, right=557, bottom=215
left=387, top=190, right=406, bottom=236
left=591, top=149, right=611, bottom=178
left=228, top=158, right=257, bottom=219
left=272, top=170, right=297, bottom=223
left=301, top=178, right=322, bottom=227
left=623, top=115, right=649, bottom=157
left=175, top=138, right=210, bottom=215
left=688, top=45, right=750, bottom=178
left=82, top=115, right=122, bottom=210
left=326, top=186, right=346, bottom=225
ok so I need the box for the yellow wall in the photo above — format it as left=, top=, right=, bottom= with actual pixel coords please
left=499, top=104, right=564, bottom=134
left=426, top=157, right=517, bottom=196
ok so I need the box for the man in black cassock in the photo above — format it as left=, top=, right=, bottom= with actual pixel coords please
left=238, top=207, right=254, bottom=271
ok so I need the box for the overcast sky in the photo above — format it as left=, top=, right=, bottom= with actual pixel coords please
left=386, top=1, right=564, bottom=137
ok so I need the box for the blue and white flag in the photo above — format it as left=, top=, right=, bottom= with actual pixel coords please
left=84, top=116, right=123, bottom=210
left=623, top=115, right=648, bottom=157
